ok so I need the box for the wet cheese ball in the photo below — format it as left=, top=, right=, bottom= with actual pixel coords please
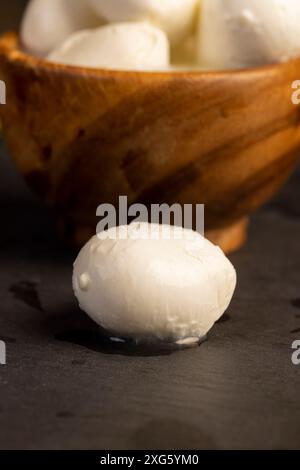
left=73, top=223, right=236, bottom=343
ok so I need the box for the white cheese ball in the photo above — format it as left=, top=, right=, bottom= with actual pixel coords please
left=172, top=34, right=197, bottom=66
left=73, top=223, right=236, bottom=343
left=88, top=0, right=200, bottom=46
left=198, top=0, right=300, bottom=70
left=48, top=22, right=170, bottom=70
left=21, top=0, right=102, bottom=57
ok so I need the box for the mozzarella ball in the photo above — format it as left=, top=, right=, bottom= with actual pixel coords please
left=21, top=0, right=102, bottom=57
left=88, top=0, right=200, bottom=45
left=48, top=22, right=170, bottom=70
left=73, top=223, right=236, bottom=343
left=198, top=0, right=300, bottom=70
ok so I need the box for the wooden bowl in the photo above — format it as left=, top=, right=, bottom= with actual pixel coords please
left=1, top=32, right=300, bottom=252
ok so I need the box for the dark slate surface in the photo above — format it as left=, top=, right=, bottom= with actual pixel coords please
left=1, top=1, right=300, bottom=451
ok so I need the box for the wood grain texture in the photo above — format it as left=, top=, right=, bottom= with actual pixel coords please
left=1, top=32, right=300, bottom=251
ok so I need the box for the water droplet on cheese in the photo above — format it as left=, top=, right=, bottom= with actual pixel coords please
left=79, top=273, right=91, bottom=291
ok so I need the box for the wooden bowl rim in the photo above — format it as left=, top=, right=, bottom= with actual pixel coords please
left=0, top=31, right=299, bottom=81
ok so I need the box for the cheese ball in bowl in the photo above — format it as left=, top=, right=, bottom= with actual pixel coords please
left=88, top=0, right=200, bottom=46
left=21, top=0, right=102, bottom=57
